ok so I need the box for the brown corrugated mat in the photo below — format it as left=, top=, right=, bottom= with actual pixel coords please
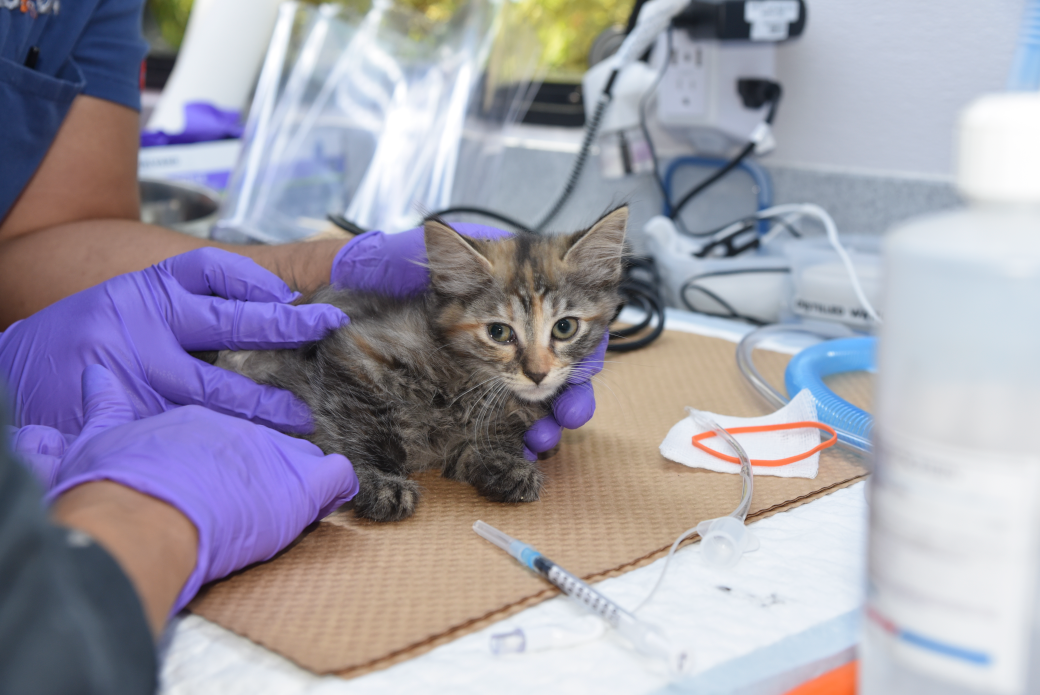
left=190, top=328, right=871, bottom=677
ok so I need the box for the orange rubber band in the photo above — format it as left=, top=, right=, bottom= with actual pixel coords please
left=691, top=421, right=838, bottom=467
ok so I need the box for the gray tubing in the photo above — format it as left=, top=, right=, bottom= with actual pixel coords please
left=736, top=323, right=871, bottom=454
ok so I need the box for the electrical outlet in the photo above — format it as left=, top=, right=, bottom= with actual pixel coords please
left=653, top=30, right=776, bottom=154
left=657, top=35, right=709, bottom=121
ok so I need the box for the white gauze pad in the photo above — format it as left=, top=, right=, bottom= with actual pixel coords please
left=659, top=389, right=822, bottom=479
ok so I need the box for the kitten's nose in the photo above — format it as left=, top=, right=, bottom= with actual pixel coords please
left=523, top=368, right=548, bottom=385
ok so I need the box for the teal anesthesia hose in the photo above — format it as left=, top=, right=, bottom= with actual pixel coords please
left=736, top=324, right=875, bottom=453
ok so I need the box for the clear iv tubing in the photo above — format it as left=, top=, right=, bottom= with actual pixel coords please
left=628, top=410, right=755, bottom=614
left=473, top=520, right=691, bottom=674
left=736, top=323, right=874, bottom=453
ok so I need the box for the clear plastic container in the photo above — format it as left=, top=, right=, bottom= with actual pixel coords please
left=862, top=93, right=1040, bottom=695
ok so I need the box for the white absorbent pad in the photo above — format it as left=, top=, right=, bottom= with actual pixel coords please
left=659, top=389, right=822, bottom=478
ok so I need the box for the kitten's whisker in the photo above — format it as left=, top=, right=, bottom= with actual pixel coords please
left=482, top=383, right=505, bottom=454
left=472, top=381, right=503, bottom=457
left=478, top=382, right=509, bottom=461
left=451, top=376, right=501, bottom=407
left=588, top=373, right=625, bottom=410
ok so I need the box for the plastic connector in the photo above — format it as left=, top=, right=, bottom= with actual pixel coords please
left=696, top=516, right=759, bottom=569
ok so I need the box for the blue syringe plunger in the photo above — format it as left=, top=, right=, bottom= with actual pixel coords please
left=473, top=520, right=541, bottom=569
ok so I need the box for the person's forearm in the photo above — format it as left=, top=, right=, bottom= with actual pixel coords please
left=0, top=220, right=349, bottom=328
left=50, top=481, right=199, bottom=636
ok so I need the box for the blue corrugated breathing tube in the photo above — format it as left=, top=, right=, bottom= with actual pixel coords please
left=736, top=324, right=875, bottom=453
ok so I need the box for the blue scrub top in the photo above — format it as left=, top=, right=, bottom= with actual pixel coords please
left=0, top=0, right=148, bottom=221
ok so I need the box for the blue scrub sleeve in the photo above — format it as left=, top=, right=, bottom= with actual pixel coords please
left=0, top=0, right=148, bottom=221
left=74, top=0, right=148, bottom=112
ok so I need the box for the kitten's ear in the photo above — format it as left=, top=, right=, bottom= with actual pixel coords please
left=562, top=206, right=628, bottom=286
left=424, top=218, right=495, bottom=296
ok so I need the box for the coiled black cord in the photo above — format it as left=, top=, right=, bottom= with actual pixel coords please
left=608, top=255, right=666, bottom=352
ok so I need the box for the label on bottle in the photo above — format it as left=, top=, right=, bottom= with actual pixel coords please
left=867, top=431, right=1040, bottom=694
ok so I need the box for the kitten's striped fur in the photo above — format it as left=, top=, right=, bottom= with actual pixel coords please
left=215, top=207, right=627, bottom=522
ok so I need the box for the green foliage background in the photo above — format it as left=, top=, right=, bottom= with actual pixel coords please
left=146, top=0, right=633, bottom=80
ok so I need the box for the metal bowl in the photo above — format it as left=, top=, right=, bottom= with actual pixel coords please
left=139, top=178, right=220, bottom=239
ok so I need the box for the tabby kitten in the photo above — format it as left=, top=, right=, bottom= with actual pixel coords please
left=214, top=206, right=627, bottom=522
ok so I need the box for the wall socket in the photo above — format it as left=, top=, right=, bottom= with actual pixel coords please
left=654, top=30, right=776, bottom=154
left=658, top=37, right=709, bottom=121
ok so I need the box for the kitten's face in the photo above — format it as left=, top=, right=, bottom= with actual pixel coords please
left=425, top=207, right=627, bottom=403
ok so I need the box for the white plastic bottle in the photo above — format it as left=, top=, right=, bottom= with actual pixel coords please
left=862, top=93, right=1040, bottom=695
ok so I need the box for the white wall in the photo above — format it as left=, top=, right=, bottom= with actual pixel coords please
left=770, top=0, right=1026, bottom=179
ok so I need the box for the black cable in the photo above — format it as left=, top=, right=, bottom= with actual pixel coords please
left=669, top=141, right=756, bottom=222
left=532, top=74, right=616, bottom=232
left=680, top=282, right=765, bottom=325
left=427, top=69, right=619, bottom=235
left=640, top=28, right=673, bottom=210
left=675, top=211, right=805, bottom=243
left=427, top=207, right=531, bottom=231
left=326, top=213, right=367, bottom=236
left=607, top=254, right=666, bottom=352
left=609, top=285, right=665, bottom=351
left=678, top=268, right=790, bottom=325
left=669, top=86, right=782, bottom=223
left=691, top=219, right=758, bottom=256
left=685, top=267, right=790, bottom=280
left=624, top=0, right=650, bottom=35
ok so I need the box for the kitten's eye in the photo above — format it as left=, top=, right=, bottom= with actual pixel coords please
left=552, top=317, right=579, bottom=340
left=488, top=323, right=515, bottom=343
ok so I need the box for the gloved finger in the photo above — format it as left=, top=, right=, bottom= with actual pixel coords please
left=525, top=416, right=562, bottom=453
left=10, top=425, right=71, bottom=489
left=159, top=248, right=299, bottom=303
left=172, top=295, right=349, bottom=351
left=523, top=446, right=537, bottom=462
left=331, top=230, right=429, bottom=296
left=153, top=352, right=315, bottom=433
left=265, top=428, right=360, bottom=517
left=567, top=332, right=609, bottom=385
left=78, top=364, right=140, bottom=440
left=553, top=380, right=596, bottom=430
left=306, top=452, right=360, bottom=518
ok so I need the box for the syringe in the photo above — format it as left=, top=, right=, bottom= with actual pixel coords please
left=473, top=520, right=690, bottom=674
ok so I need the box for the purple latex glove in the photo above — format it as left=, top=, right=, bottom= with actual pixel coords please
left=7, top=424, right=73, bottom=489
left=45, top=365, right=359, bottom=613
left=330, top=224, right=607, bottom=459
left=0, top=248, right=349, bottom=436
left=140, top=102, right=244, bottom=148
left=522, top=332, right=609, bottom=459
left=330, top=223, right=509, bottom=296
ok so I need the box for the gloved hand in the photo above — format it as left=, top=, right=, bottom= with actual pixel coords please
left=330, top=222, right=510, bottom=296
left=0, top=248, right=349, bottom=436
left=44, top=365, right=359, bottom=613
left=331, top=223, right=607, bottom=459
left=7, top=424, right=71, bottom=489
left=522, top=332, right=608, bottom=460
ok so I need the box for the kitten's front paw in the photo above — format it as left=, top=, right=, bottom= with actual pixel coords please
left=474, top=456, right=544, bottom=504
left=353, top=475, right=421, bottom=522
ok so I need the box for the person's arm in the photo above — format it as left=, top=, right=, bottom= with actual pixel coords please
left=0, top=95, right=347, bottom=328
left=0, top=424, right=157, bottom=694
left=50, top=481, right=198, bottom=636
